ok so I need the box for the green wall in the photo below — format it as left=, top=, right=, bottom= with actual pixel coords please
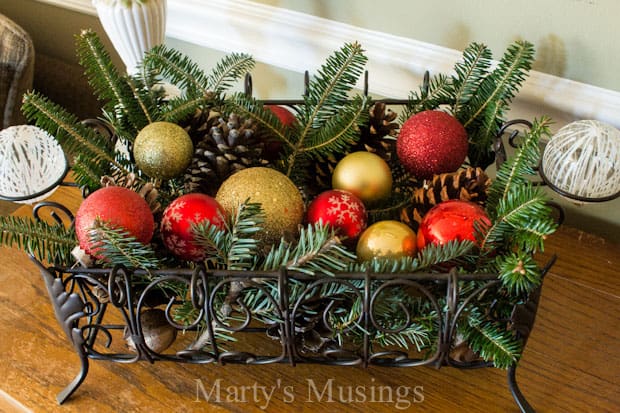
left=252, top=0, right=620, bottom=92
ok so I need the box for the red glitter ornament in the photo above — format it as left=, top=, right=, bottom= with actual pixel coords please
left=75, top=186, right=154, bottom=257
left=306, top=189, right=367, bottom=239
left=397, top=110, right=468, bottom=179
left=416, top=199, right=490, bottom=250
left=266, top=105, right=297, bottom=127
left=161, top=193, right=226, bottom=261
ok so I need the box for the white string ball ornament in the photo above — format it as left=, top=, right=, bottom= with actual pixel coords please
left=0, top=125, right=68, bottom=203
left=541, top=120, right=620, bottom=202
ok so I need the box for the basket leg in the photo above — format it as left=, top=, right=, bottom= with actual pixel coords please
left=507, top=365, right=535, bottom=413
left=56, top=343, right=89, bottom=404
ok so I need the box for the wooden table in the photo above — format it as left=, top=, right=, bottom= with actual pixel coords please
left=1, top=185, right=618, bottom=412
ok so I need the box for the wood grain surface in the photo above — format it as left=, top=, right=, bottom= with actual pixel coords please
left=0, top=186, right=618, bottom=412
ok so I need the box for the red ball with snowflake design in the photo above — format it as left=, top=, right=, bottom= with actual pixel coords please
left=306, top=189, right=367, bottom=240
left=161, top=193, right=226, bottom=261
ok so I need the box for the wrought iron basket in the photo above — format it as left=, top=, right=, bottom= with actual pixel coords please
left=21, top=83, right=561, bottom=412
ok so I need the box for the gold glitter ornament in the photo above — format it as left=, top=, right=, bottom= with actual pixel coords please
left=216, top=167, right=304, bottom=244
left=133, top=121, right=193, bottom=180
left=356, top=220, right=417, bottom=261
left=332, top=151, right=393, bottom=203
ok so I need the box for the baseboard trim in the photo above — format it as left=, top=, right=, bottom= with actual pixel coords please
left=35, top=0, right=620, bottom=128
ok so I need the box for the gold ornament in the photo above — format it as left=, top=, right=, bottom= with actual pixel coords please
left=133, top=121, right=193, bottom=180
left=332, top=151, right=392, bottom=203
left=216, top=167, right=304, bottom=244
left=356, top=220, right=417, bottom=261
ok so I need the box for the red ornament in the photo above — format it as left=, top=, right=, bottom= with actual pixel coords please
left=266, top=105, right=296, bottom=127
left=161, top=193, right=226, bottom=261
left=397, top=110, right=468, bottom=179
left=306, top=189, right=367, bottom=239
left=75, top=186, right=154, bottom=257
left=417, top=200, right=491, bottom=250
left=263, top=105, right=297, bottom=161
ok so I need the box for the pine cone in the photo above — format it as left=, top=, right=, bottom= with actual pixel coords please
left=309, top=102, right=401, bottom=195
left=400, top=167, right=491, bottom=230
left=181, top=110, right=269, bottom=196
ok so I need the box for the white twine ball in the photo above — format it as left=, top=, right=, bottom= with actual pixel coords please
left=0, top=125, right=67, bottom=203
left=541, top=120, right=620, bottom=201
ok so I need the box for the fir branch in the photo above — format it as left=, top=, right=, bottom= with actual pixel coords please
left=461, top=40, right=535, bottom=129
left=76, top=30, right=151, bottom=137
left=461, top=312, right=523, bottom=369
left=21, top=92, right=131, bottom=190
left=191, top=200, right=264, bottom=270
left=206, top=52, right=255, bottom=95
left=0, top=216, right=76, bottom=266
left=400, top=73, right=453, bottom=122
left=349, top=239, right=474, bottom=273
left=480, top=184, right=553, bottom=252
left=496, top=252, right=542, bottom=295
left=300, top=95, right=369, bottom=158
left=144, top=45, right=212, bottom=98
left=88, top=219, right=161, bottom=271
left=486, top=117, right=552, bottom=213
left=372, top=324, right=432, bottom=352
left=224, top=93, right=295, bottom=150
left=261, top=223, right=356, bottom=276
left=451, top=43, right=493, bottom=115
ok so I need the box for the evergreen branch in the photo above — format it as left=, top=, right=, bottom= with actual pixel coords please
left=372, top=324, right=432, bottom=352
left=298, top=42, right=367, bottom=145
left=224, top=93, right=295, bottom=150
left=400, top=73, right=453, bottom=122
left=261, top=223, right=356, bottom=276
left=0, top=216, right=76, bottom=266
left=462, top=313, right=523, bottom=369
left=299, top=95, right=368, bottom=157
left=191, top=200, right=264, bottom=270
left=163, top=95, right=212, bottom=124
left=348, top=239, right=474, bottom=273
left=486, top=117, right=552, bottom=212
left=461, top=40, right=535, bottom=128
left=223, top=201, right=264, bottom=271
left=72, top=154, right=107, bottom=190
left=206, top=52, right=255, bottom=95
left=480, top=184, right=551, bottom=252
left=496, top=252, right=542, bottom=295
left=143, top=45, right=211, bottom=98
left=89, top=219, right=161, bottom=271
left=21, top=92, right=131, bottom=189
left=452, top=43, right=493, bottom=115
left=76, top=30, right=150, bottom=136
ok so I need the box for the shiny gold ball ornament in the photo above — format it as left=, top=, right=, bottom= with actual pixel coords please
left=332, top=151, right=392, bottom=203
left=356, top=220, right=417, bottom=261
left=133, top=121, right=193, bottom=180
left=216, top=167, right=304, bottom=244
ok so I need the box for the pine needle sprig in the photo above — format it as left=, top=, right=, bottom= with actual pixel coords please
left=76, top=30, right=152, bottom=138
left=224, top=93, right=295, bottom=150
left=400, top=73, right=453, bottom=122
left=261, top=223, right=356, bottom=276
left=0, top=216, right=76, bottom=266
left=144, top=45, right=212, bottom=98
left=191, top=200, right=264, bottom=270
left=480, top=183, right=555, bottom=253
left=206, top=52, right=255, bottom=96
left=486, top=117, right=552, bottom=213
left=495, top=252, right=541, bottom=295
left=21, top=91, right=130, bottom=190
left=88, top=219, right=161, bottom=271
left=461, top=40, right=535, bottom=129
left=348, top=239, right=474, bottom=273
left=451, top=43, right=493, bottom=115
left=460, top=310, right=523, bottom=369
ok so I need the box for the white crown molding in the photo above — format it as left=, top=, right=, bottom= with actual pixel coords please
left=35, top=0, right=620, bottom=128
